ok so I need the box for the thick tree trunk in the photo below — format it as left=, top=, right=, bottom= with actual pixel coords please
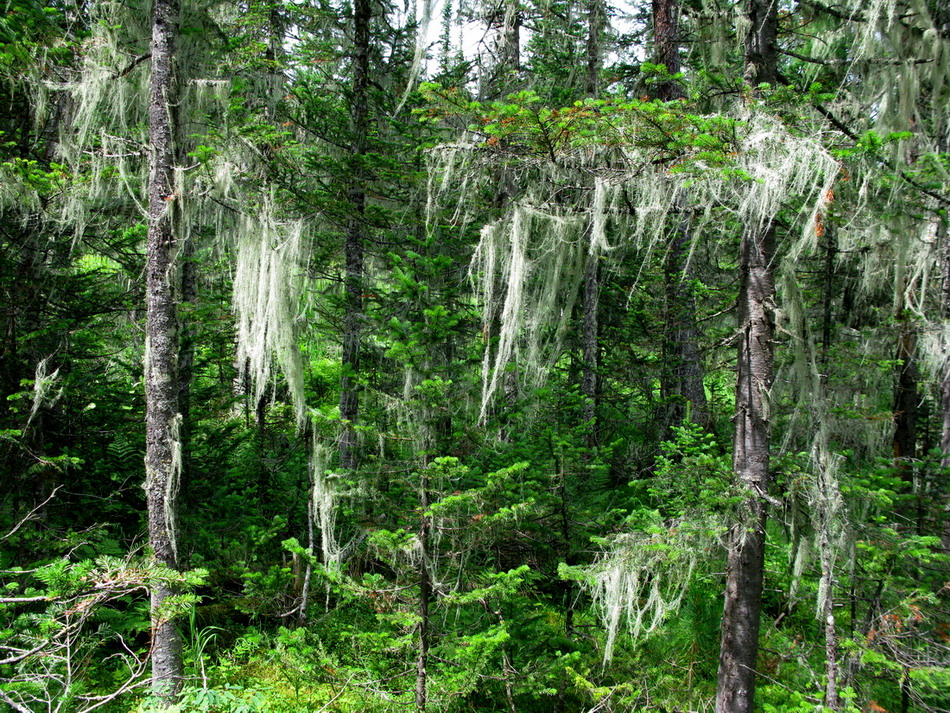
left=716, top=222, right=776, bottom=713
left=742, top=0, right=778, bottom=87
left=499, top=0, right=520, bottom=81
left=339, top=0, right=371, bottom=472
left=146, top=0, right=182, bottom=702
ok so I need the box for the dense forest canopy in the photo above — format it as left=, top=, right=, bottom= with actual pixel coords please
left=1, top=0, right=948, bottom=710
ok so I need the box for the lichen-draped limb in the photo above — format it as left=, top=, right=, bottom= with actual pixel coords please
left=429, top=111, right=838, bottom=422
left=574, top=518, right=717, bottom=663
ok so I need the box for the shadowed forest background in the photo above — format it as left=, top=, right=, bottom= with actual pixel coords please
left=1, top=0, right=949, bottom=710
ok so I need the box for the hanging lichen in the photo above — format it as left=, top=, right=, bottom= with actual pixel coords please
left=310, top=432, right=345, bottom=569
left=428, top=108, right=839, bottom=418
left=569, top=518, right=716, bottom=663
left=232, top=199, right=309, bottom=428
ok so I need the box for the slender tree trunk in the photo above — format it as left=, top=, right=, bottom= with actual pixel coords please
left=939, top=217, right=950, bottom=553
left=416, top=466, right=431, bottom=712
left=820, top=235, right=836, bottom=369
left=178, top=237, right=195, bottom=491
left=817, top=233, right=841, bottom=709
left=817, top=452, right=841, bottom=710
left=893, top=296, right=917, bottom=471
left=146, top=0, right=183, bottom=701
left=662, top=203, right=708, bottom=429
left=581, top=258, right=599, bottom=450
left=585, top=0, right=603, bottom=96
left=298, top=431, right=315, bottom=626
left=339, top=0, right=371, bottom=472
left=581, top=3, right=604, bottom=452
left=654, top=0, right=708, bottom=431
left=715, top=2, right=778, bottom=709
left=716, top=224, right=775, bottom=713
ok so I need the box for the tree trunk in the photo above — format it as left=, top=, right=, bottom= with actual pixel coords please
left=939, top=217, right=950, bottom=553
left=145, top=0, right=183, bottom=702
left=339, top=0, right=371, bottom=472
left=581, top=4, right=604, bottom=452
left=652, top=0, right=683, bottom=102
left=817, top=449, right=841, bottom=710
left=662, top=202, right=708, bottom=430
left=715, top=2, right=778, bottom=709
left=415, top=465, right=431, bottom=712
left=585, top=0, right=603, bottom=96
left=716, top=222, right=776, bottom=713
left=892, top=298, right=917, bottom=471
left=654, top=0, right=708, bottom=431
left=499, top=0, right=520, bottom=82
left=582, top=257, right=599, bottom=451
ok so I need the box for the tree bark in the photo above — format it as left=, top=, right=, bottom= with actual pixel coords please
left=582, top=254, right=599, bottom=451
left=652, top=0, right=683, bottom=101
left=146, top=0, right=183, bottom=702
left=716, top=223, right=775, bottom=713
left=939, top=218, right=950, bottom=553
left=585, top=0, right=604, bottom=96
left=662, top=202, right=708, bottom=430
left=415, top=465, right=431, bottom=712
left=892, top=298, right=917, bottom=470
left=715, top=2, right=778, bottom=709
left=654, top=0, right=708, bottom=431
left=339, top=0, right=371, bottom=473
left=817, top=444, right=841, bottom=710
left=499, top=0, right=520, bottom=83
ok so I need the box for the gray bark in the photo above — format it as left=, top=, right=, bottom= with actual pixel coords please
left=415, top=466, right=431, bottom=712
left=585, top=0, right=604, bottom=96
left=939, top=218, right=950, bottom=553
left=819, top=502, right=841, bottom=710
left=339, top=0, right=371, bottom=472
left=146, top=0, right=183, bottom=702
left=500, top=0, right=520, bottom=73
left=716, top=222, right=776, bottom=713
left=654, top=0, right=708, bottom=430
left=582, top=258, right=599, bottom=451
left=715, top=1, right=778, bottom=709
left=662, top=203, right=708, bottom=430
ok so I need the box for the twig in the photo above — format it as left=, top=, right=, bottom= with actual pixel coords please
left=314, top=672, right=358, bottom=713
left=0, top=688, right=33, bottom=713
left=3, top=485, right=62, bottom=539
left=113, top=53, right=151, bottom=79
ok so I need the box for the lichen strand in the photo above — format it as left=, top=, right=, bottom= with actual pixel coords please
left=428, top=112, right=838, bottom=418
left=232, top=202, right=309, bottom=429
